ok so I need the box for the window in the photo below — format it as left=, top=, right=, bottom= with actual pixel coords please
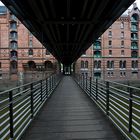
left=131, top=24, right=138, bottom=31
left=120, top=22, right=124, bottom=29
left=11, top=50, right=17, bottom=57
left=121, top=31, right=124, bottom=38
left=45, top=61, right=53, bottom=69
left=131, top=33, right=138, bottom=39
left=131, top=14, right=139, bottom=22
left=28, top=61, right=36, bottom=69
left=94, top=51, right=101, bottom=57
left=111, top=61, right=114, bottom=69
left=109, top=50, right=112, bottom=56
left=0, top=62, right=1, bottom=69
left=108, top=72, right=110, bottom=77
left=94, top=61, right=97, bottom=68
left=10, top=31, right=17, bottom=39
left=28, top=48, right=33, bottom=55
left=121, top=40, right=124, bottom=47
left=85, top=61, right=88, bottom=68
left=131, top=51, right=138, bottom=58
left=81, top=61, right=84, bottom=68
left=107, top=61, right=114, bottom=69
left=10, top=22, right=17, bottom=29
left=109, top=40, right=112, bottom=46
left=120, top=61, right=126, bottom=69
left=111, top=72, right=114, bottom=77
left=107, top=61, right=110, bottom=68
left=10, top=61, right=17, bottom=73
left=121, top=50, right=124, bottom=56
left=98, top=61, right=101, bottom=69
left=108, top=31, right=112, bottom=37
left=29, top=40, right=32, bottom=47
left=132, top=60, right=138, bottom=69
left=46, top=49, right=50, bottom=55
left=94, top=61, right=101, bottom=69
left=10, top=41, right=17, bottom=49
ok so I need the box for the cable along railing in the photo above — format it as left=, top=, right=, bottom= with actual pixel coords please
left=74, top=74, right=140, bottom=140
left=0, top=73, right=62, bottom=140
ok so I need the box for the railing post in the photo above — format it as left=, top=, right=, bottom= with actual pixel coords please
left=89, top=77, right=92, bottom=97
left=106, top=81, right=110, bottom=115
left=83, top=75, right=85, bottom=90
left=86, top=76, right=87, bottom=90
left=46, top=78, right=48, bottom=97
left=95, top=79, right=98, bottom=100
left=9, top=91, right=14, bottom=139
left=40, top=80, right=43, bottom=102
left=80, top=75, right=82, bottom=86
left=52, top=75, right=54, bottom=88
left=54, top=75, right=56, bottom=86
left=128, top=86, right=133, bottom=133
left=30, top=83, right=34, bottom=118
left=49, top=77, right=51, bottom=92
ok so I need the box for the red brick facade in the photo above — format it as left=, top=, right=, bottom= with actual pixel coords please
left=75, top=3, right=140, bottom=81
left=0, top=8, right=58, bottom=80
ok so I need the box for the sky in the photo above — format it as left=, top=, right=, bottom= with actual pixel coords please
left=0, top=0, right=140, bottom=13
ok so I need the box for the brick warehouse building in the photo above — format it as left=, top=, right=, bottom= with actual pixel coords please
left=0, top=6, right=58, bottom=82
left=0, top=3, right=140, bottom=83
left=75, top=3, right=140, bottom=81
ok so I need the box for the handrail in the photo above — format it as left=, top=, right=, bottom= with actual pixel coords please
left=0, top=73, right=62, bottom=140
left=73, top=73, right=140, bottom=140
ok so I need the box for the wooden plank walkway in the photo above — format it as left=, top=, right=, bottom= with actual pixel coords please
left=22, top=76, right=125, bottom=140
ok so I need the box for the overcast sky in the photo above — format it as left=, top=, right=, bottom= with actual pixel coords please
left=0, top=0, right=140, bottom=13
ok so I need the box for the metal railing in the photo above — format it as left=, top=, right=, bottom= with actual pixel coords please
left=0, top=73, right=62, bottom=140
left=74, top=74, right=140, bottom=140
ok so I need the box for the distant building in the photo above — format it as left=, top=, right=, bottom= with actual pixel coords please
left=0, top=6, right=58, bottom=81
left=75, top=3, right=140, bottom=81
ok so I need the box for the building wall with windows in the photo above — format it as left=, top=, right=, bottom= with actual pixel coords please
left=75, top=3, right=140, bottom=81
left=0, top=6, right=58, bottom=80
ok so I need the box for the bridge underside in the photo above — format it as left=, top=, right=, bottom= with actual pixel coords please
left=1, top=0, right=135, bottom=64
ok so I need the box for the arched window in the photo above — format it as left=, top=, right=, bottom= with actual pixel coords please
left=85, top=61, right=88, bottom=68
left=124, top=61, right=126, bottom=68
left=120, top=61, right=122, bottom=68
left=28, top=61, right=36, bottom=69
left=81, top=61, right=84, bottom=68
left=98, top=61, right=101, bottom=68
left=111, top=61, right=114, bottom=68
left=132, top=60, right=138, bottom=68
left=107, top=61, right=110, bottom=68
left=45, top=61, right=53, bottom=69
